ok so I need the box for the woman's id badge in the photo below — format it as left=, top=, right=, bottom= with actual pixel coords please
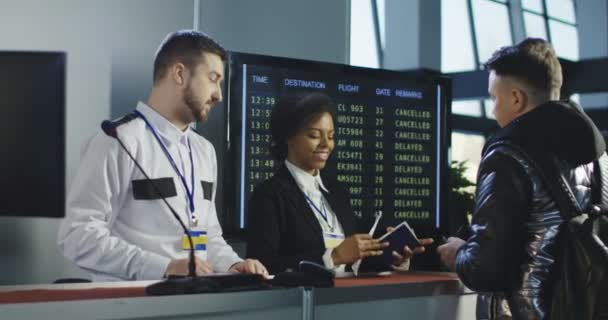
left=323, top=232, right=344, bottom=249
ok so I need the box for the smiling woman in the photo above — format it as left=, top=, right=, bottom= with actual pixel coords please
left=245, top=92, right=430, bottom=274
left=246, top=92, right=376, bottom=273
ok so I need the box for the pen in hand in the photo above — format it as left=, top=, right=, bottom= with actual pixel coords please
left=352, top=211, right=383, bottom=275
left=369, top=211, right=383, bottom=236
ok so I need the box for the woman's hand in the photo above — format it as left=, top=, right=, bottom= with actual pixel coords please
left=391, top=239, right=434, bottom=270
left=385, top=226, right=434, bottom=270
left=331, top=233, right=388, bottom=265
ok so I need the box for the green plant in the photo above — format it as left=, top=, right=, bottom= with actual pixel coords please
left=448, top=160, right=476, bottom=230
left=450, top=160, right=475, bottom=192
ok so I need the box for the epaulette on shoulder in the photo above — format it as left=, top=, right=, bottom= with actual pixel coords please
left=101, top=111, right=140, bottom=137
left=105, top=111, right=139, bottom=130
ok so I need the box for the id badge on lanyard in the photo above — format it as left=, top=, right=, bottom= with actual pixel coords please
left=182, top=230, right=208, bottom=253
left=323, top=232, right=344, bottom=249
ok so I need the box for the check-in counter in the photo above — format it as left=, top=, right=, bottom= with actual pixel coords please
left=0, top=272, right=475, bottom=320
left=314, top=272, right=476, bottom=320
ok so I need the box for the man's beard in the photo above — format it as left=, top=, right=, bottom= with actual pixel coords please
left=183, top=85, right=207, bottom=123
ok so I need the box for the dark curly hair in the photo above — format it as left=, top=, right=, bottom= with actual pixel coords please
left=484, top=38, right=562, bottom=100
left=269, top=92, right=336, bottom=160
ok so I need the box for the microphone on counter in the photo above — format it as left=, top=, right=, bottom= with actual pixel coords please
left=101, top=119, right=216, bottom=294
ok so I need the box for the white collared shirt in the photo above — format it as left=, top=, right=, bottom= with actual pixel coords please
left=58, top=102, right=242, bottom=281
left=284, top=160, right=345, bottom=271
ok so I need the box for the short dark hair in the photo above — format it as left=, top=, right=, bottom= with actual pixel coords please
left=270, top=92, right=336, bottom=160
left=484, top=38, right=562, bottom=98
left=153, top=30, right=227, bottom=84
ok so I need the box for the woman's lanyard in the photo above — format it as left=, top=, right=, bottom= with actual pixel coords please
left=134, top=110, right=197, bottom=225
left=304, top=194, right=334, bottom=231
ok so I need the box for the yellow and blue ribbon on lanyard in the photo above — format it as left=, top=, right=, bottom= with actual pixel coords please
left=182, top=231, right=207, bottom=250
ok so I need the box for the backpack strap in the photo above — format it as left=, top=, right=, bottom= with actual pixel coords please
left=596, top=153, right=608, bottom=206
left=532, top=152, right=583, bottom=220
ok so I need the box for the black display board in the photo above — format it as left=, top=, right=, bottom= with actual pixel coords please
left=0, top=52, right=66, bottom=218
left=225, top=52, right=450, bottom=235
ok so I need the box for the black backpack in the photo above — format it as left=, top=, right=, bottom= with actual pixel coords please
left=532, top=152, right=608, bottom=320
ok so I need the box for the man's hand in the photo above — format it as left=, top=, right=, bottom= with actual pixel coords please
left=331, top=233, right=388, bottom=265
left=165, top=257, right=212, bottom=276
left=229, top=259, right=268, bottom=277
left=437, top=237, right=467, bottom=271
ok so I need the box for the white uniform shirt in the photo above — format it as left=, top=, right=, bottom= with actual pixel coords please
left=58, top=102, right=241, bottom=281
left=284, top=160, right=346, bottom=271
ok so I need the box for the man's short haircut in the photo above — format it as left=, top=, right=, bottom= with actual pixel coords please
left=270, top=92, right=336, bottom=160
left=484, top=38, right=562, bottom=98
left=153, top=30, right=227, bottom=84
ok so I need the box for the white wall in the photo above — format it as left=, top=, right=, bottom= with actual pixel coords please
left=0, top=0, right=194, bottom=285
left=108, top=1, right=196, bottom=118
left=199, top=0, right=350, bottom=64
left=383, top=0, right=441, bottom=70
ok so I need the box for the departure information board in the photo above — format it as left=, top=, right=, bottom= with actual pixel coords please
left=226, top=53, right=450, bottom=232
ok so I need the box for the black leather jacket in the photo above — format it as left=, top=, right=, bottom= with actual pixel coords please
left=455, top=101, right=605, bottom=320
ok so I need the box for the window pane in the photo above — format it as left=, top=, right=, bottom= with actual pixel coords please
left=350, top=0, right=379, bottom=68
left=523, top=12, right=547, bottom=40
left=522, top=0, right=544, bottom=13
left=441, top=0, right=476, bottom=72
left=549, top=20, right=578, bottom=61
left=546, top=0, right=576, bottom=24
left=483, top=99, right=496, bottom=119
left=376, top=0, right=386, bottom=50
left=451, top=131, right=485, bottom=187
left=472, top=0, right=513, bottom=64
left=452, top=100, right=483, bottom=117
left=578, top=92, right=608, bottom=110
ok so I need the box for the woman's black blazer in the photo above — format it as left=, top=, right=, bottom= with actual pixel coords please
left=246, top=165, right=357, bottom=273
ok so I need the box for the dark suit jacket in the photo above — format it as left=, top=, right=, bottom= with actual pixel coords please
left=246, top=165, right=357, bottom=273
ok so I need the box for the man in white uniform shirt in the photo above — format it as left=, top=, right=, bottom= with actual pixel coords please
left=58, top=30, right=267, bottom=281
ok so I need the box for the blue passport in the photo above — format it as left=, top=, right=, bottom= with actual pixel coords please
left=358, top=220, right=420, bottom=272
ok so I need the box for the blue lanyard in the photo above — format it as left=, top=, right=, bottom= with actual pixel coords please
left=134, top=110, right=196, bottom=214
left=304, top=194, right=331, bottom=228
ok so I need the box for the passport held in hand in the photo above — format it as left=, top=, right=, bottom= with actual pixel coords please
left=358, top=220, right=420, bottom=272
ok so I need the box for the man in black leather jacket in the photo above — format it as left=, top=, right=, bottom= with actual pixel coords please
left=437, top=38, right=606, bottom=319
